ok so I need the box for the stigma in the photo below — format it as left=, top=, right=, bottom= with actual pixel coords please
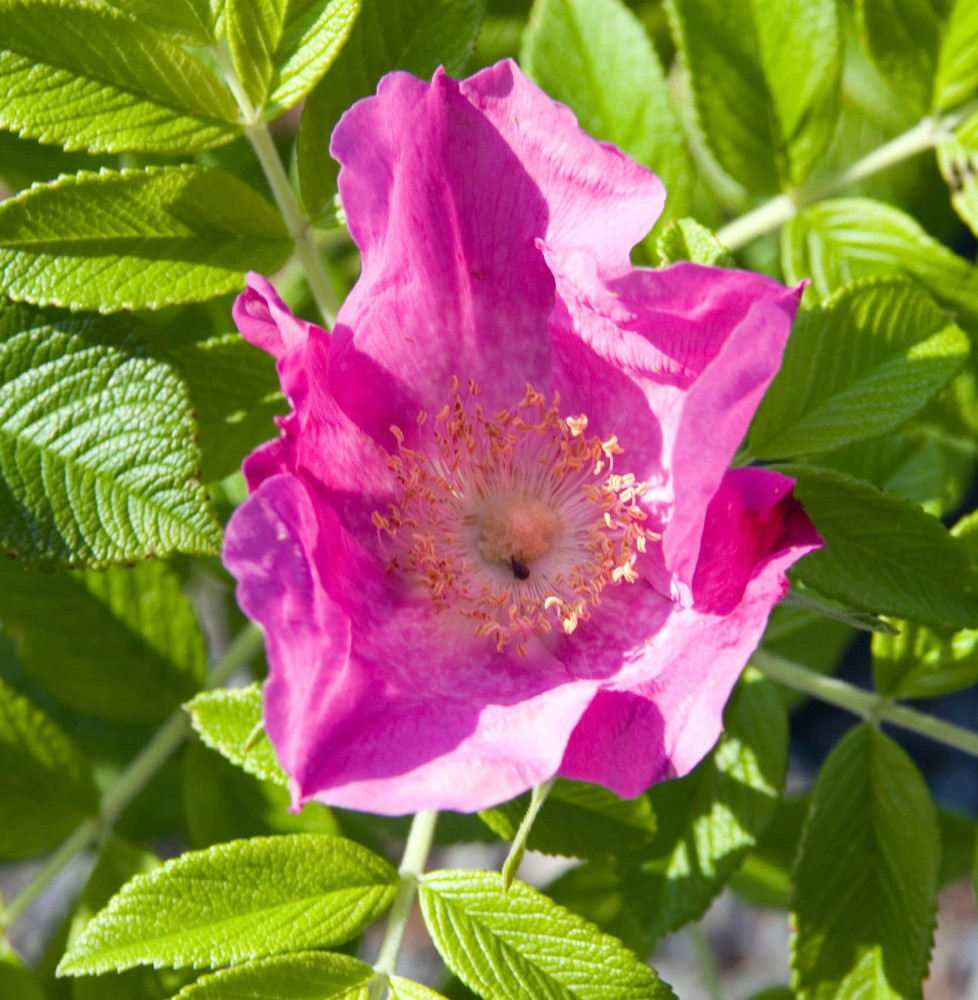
left=371, top=379, right=660, bottom=655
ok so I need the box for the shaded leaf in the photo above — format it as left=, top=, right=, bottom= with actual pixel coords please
left=0, top=675, right=98, bottom=859
left=781, top=197, right=978, bottom=336
left=182, top=738, right=338, bottom=848
left=0, top=560, right=206, bottom=723
left=855, top=0, right=944, bottom=116
left=164, top=334, right=284, bottom=484
left=787, top=465, right=978, bottom=629
left=522, top=0, right=694, bottom=234
left=480, top=781, right=656, bottom=861
left=665, top=0, right=840, bottom=190
left=791, top=725, right=939, bottom=1000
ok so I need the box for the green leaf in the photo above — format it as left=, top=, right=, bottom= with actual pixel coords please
left=855, top=0, right=945, bottom=116
left=761, top=603, right=854, bottom=710
left=937, top=809, right=977, bottom=887
left=479, top=780, right=656, bottom=861
left=62, top=837, right=171, bottom=1000
left=226, top=0, right=363, bottom=118
left=616, top=671, right=788, bottom=942
left=521, top=0, right=694, bottom=234
left=172, top=951, right=376, bottom=999
left=0, top=166, right=292, bottom=313
left=734, top=799, right=976, bottom=911
left=781, top=197, right=978, bottom=336
left=182, top=738, right=339, bottom=848
left=934, top=0, right=978, bottom=110
left=729, top=795, right=808, bottom=910
left=938, top=112, right=978, bottom=236
left=656, top=218, right=735, bottom=267
left=665, top=0, right=841, bottom=191
left=389, top=980, right=451, bottom=1000
left=0, top=950, right=46, bottom=1000
left=0, top=675, right=98, bottom=859
left=871, top=508, right=978, bottom=697
left=103, top=0, right=222, bottom=44
left=786, top=465, right=978, bottom=629
left=872, top=617, right=978, bottom=698
left=749, top=278, right=968, bottom=459
left=419, top=870, right=675, bottom=1000
left=0, top=300, right=221, bottom=566
left=812, top=426, right=974, bottom=518
left=58, top=834, right=399, bottom=975
left=187, top=683, right=287, bottom=787
left=0, top=560, right=206, bottom=723
left=297, top=0, right=485, bottom=219
left=791, top=724, right=939, bottom=1000
left=164, top=334, right=285, bottom=484
left=0, top=0, right=239, bottom=154
left=0, top=130, right=111, bottom=194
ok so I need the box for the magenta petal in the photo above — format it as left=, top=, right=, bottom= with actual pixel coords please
left=559, top=470, right=819, bottom=795
left=232, top=274, right=395, bottom=538
left=224, top=474, right=599, bottom=815
left=327, top=59, right=664, bottom=431
left=226, top=60, right=821, bottom=815
left=548, top=255, right=803, bottom=600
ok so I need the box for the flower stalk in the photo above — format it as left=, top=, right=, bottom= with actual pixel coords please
left=211, top=45, right=339, bottom=328
left=752, top=648, right=978, bottom=757
left=372, top=810, right=439, bottom=995
left=0, top=623, right=264, bottom=938
left=717, top=97, right=978, bottom=250
left=501, top=778, right=555, bottom=891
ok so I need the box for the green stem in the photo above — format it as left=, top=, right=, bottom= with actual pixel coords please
left=752, top=649, right=978, bottom=757
left=0, top=624, right=264, bottom=938
left=211, top=46, right=339, bottom=328
left=373, top=810, right=439, bottom=990
left=1, top=819, right=98, bottom=931
left=501, top=778, right=555, bottom=891
left=716, top=98, right=978, bottom=250
left=687, top=923, right=723, bottom=1000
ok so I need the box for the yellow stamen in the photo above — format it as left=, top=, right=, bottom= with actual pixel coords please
left=373, top=379, right=659, bottom=652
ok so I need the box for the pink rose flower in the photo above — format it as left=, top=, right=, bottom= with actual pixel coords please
left=224, top=59, right=821, bottom=815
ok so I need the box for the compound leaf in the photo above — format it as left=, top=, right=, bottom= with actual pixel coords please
left=58, top=835, right=398, bottom=974
left=750, top=278, right=968, bottom=458
left=0, top=300, right=220, bottom=566
left=0, top=167, right=291, bottom=313
left=0, top=0, right=239, bottom=153
left=791, top=724, right=939, bottom=1000
left=420, top=870, right=675, bottom=1000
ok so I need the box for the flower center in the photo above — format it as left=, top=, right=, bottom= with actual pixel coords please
left=371, top=379, right=659, bottom=655
left=477, top=493, right=558, bottom=568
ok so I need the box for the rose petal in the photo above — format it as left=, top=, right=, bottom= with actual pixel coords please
left=558, top=469, right=820, bottom=795
left=548, top=254, right=803, bottom=601
left=225, top=474, right=600, bottom=814
left=328, top=59, right=664, bottom=434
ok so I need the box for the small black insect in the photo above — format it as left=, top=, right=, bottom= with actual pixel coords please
left=510, top=557, right=531, bottom=581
